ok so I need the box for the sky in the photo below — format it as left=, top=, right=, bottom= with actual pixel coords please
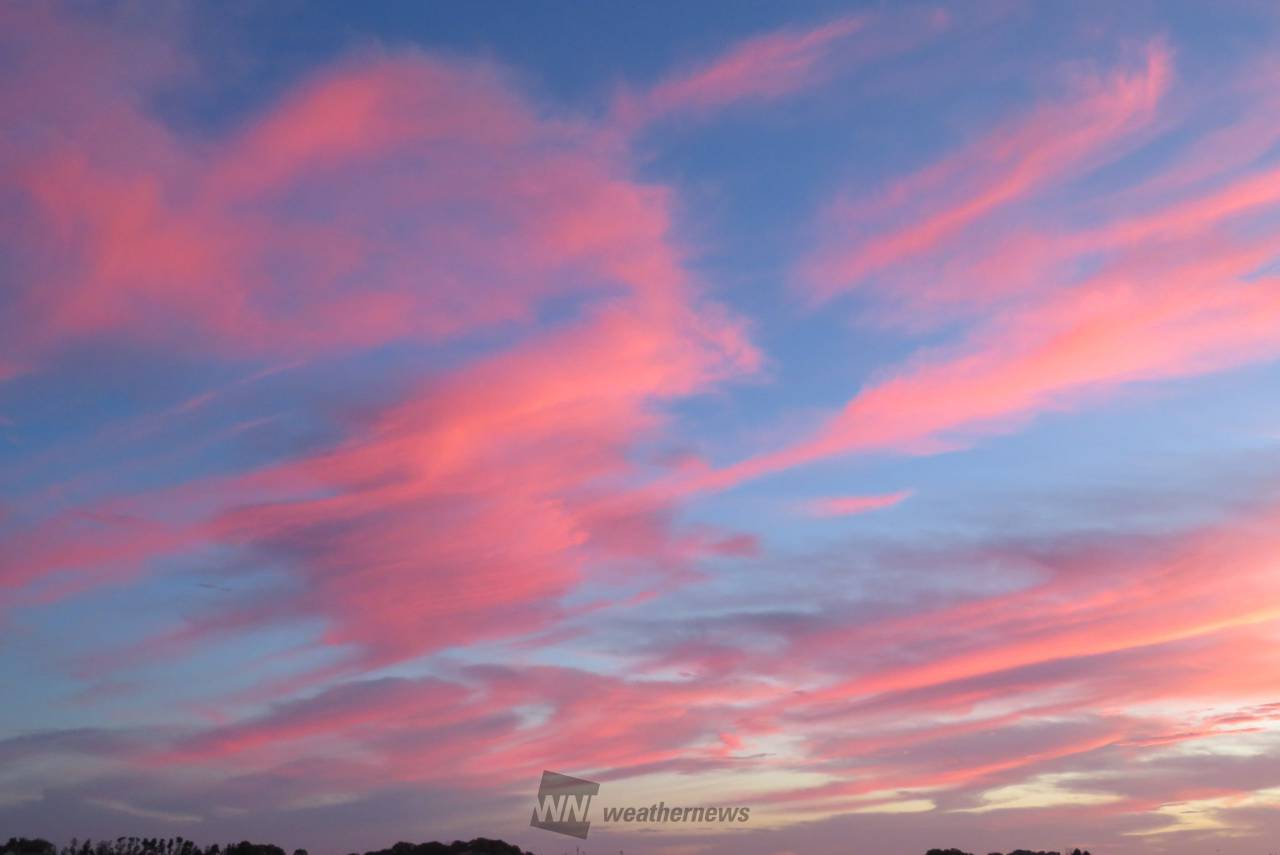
left=3, top=1, right=1280, bottom=853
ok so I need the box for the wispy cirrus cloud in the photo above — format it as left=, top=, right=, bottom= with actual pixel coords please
left=13, top=491, right=1280, bottom=845
left=0, top=4, right=760, bottom=684
left=611, top=8, right=951, bottom=132
left=687, top=45, right=1280, bottom=495
left=802, top=491, right=912, bottom=517
left=612, top=16, right=866, bottom=130
left=798, top=40, right=1172, bottom=306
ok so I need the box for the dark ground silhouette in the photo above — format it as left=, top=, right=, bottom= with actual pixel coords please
left=926, top=849, right=1093, bottom=855
left=3, top=838, right=1095, bottom=855
left=1, top=840, right=531, bottom=855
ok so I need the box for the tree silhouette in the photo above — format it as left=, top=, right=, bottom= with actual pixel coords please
left=3, top=835, right=1100, bottom=855
left=2, top=839, right=533, bottom=855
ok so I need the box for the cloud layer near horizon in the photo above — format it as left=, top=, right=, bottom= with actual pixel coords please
left=3, top=4, right=1280, bottom=854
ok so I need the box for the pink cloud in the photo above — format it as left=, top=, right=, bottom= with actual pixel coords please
left=798, top=41, right=1171, bottom=305
left=746, top=511, right=1280, bottom=742
left=718, top=234, right=1280, bottom=488
left=145, top=663, right=780, bottom=794
left=651, top=506, right=1280, bottom=819
left=2, top=19, right=753, bottom=366
left=1, top=7, right=760, bottom=678
left=612, top=16, right=865, bottom=130
left=212, top=301, right=753, bottom=668
left=803, top=490, right=912, bottom=517
left=685, top=51, right=1280, bottom=496
left=0, top=500, right=204, bottom=603
left=50, top=504, right=1280, bottom=831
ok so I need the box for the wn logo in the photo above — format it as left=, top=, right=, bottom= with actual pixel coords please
left=529, top=770, right=599, bottom=839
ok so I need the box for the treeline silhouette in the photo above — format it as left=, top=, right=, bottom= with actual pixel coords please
left=1, top=839, right=532, bottom=855
left=2, top=838, right=1097, bottom=855
left=926, top=849, right=1093, bottom=855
